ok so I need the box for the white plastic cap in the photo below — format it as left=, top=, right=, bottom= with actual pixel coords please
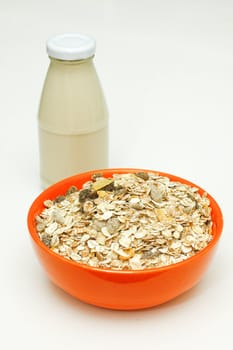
left=46, top=33, right=96, bottom=60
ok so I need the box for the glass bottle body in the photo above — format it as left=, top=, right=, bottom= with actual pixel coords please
left=38, top=57, right=108, bottom=188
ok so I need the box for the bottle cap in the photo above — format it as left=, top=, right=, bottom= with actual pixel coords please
left=46, top=33, right=96, bottom=60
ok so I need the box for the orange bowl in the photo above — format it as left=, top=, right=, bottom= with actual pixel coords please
left=27, top=169, right=223, bottom=310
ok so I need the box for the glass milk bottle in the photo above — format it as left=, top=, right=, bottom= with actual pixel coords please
left=38, top=33, right=108, bottom=188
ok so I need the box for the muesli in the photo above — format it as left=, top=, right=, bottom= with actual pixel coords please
left=36, top=172, right=213, bottom=270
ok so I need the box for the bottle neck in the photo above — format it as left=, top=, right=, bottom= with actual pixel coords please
left=49, top=56, right=94, bottom=66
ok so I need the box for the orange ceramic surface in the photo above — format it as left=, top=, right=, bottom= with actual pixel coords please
left=27, top=169, right=223, bottom=310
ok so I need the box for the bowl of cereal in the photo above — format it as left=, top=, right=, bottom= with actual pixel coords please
left=27, top=169, right=223, bottom=310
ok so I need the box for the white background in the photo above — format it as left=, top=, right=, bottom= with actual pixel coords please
left=0, top=0, right=232, bottom=349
